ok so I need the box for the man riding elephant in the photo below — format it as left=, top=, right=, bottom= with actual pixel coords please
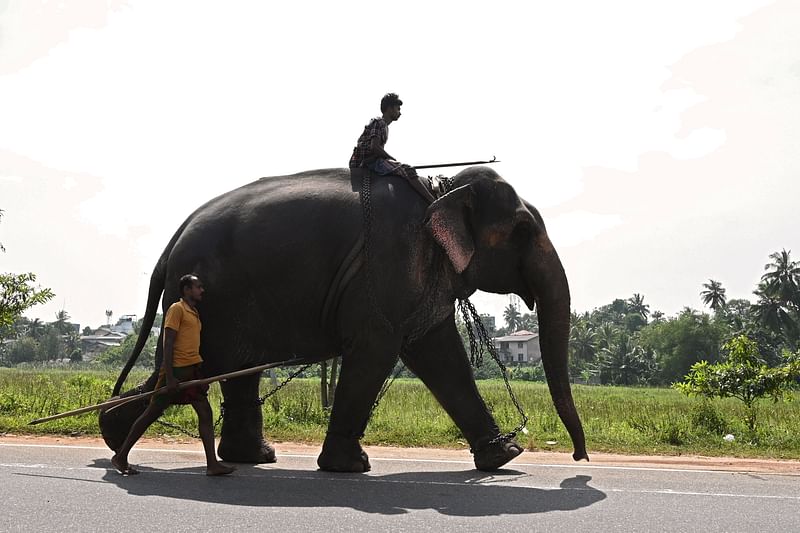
left=350, top=92, right=435, bottom=203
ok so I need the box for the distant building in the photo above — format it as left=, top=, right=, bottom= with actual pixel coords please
left=493, top=330, right=541, bottom=364
left=110, top=315, right=137, bottom=335
left=479, top=314, right=496, bottom=334
left=80, top=327, right=127, bottom=357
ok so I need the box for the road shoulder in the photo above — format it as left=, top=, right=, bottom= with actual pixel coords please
left=1, top=434, right=798, bottom=475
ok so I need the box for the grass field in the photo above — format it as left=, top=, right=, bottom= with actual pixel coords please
left=1, top=368, right=798, bottom=459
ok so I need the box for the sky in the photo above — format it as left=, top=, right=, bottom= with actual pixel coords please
left=1, top=0, right=798, bottom=330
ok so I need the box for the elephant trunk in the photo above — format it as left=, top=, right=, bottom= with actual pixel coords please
left=525, top=239, right=588, bottom=461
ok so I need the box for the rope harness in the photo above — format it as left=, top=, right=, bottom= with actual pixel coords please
left=159, top=172, right=528, bottom=447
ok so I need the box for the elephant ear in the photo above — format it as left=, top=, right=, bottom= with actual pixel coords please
left=425, top=184, right=476, bottom=274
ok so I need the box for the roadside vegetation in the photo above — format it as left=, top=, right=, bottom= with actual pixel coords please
left=1, top=368, right=798, bottom=459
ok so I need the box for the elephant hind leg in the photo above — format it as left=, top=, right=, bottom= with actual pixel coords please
left=217, top=372, right=276, bottom=464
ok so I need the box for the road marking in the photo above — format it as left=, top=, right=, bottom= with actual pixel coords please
left=2, top=461, right=799, bottom=501
left=1, top=442, right=798, bottom=477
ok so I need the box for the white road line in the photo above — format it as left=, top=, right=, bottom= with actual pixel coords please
left=1, top=461, right=799, bottom=501
left=1, top=442, right=798, bottom=477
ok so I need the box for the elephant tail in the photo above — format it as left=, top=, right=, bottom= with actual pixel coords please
left=111, top=252, right=169, bottom=396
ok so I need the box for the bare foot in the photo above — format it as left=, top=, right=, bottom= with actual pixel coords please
left=206, top=463, right=236, bottom=476
left=111, top=454, right=139, bottom=475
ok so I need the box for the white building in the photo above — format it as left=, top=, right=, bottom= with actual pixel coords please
left=494, top=330, right=541, bottom=364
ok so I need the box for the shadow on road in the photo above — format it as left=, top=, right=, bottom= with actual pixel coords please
left=92, top=460, right=606, bottom=516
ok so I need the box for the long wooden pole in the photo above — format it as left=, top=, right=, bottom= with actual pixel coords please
left=413, top=156, right=498, bottom=170
left=28, top=359, right=304, bottom=425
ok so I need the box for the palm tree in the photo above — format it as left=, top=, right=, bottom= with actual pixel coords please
left=626, top=293, right=650, bottom=320
left=753, top=286, right=798, bottom=346
left=29, top=318, right=45, bottom=340
left=569, top=321, right=597, bottom=363
left=105, top=309, right=113, bottom=327
left=598, top=334, right=649, bottom=385
left=595, top=323, right=618, bottom=351
left=700, top=279, right=727, bottom=311
left=761, top=249, right=800, bottom=306
left=503, top=303, right=521, bottom=332
left=54, top=310, right=71, bottom=335
left=650, top=310, right=665, bottom=324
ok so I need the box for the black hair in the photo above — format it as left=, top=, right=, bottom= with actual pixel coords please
left=380, top=92, right=403, bottom=112
left=179, top=273, right=200, bottom=294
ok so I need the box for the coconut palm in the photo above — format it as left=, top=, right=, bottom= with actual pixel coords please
left=503, top=303, right=521, bottom=332
left=761, top=249, right=800, bottom=306
left=53, top=310, right=71, bottom=335
left=626, top=293, right=650, bottom=320
left=700, top=279, right=727, bottom=311
left=595, top=322, right=618, bottom=351
left=569, top=321, right=597, bottom=363
left=105, top=309, right=113, bottom=327
left=598, top=334, right=649, bottom=385
left=753, top=287, right=798, bottom=346
left=29, top=318, right=45, bottom=340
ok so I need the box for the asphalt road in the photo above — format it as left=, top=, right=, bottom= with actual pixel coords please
left=1, top=441, right=798, bottom=532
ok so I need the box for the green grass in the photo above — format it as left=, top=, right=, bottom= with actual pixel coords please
left=1, top=368, right=798, bottom=459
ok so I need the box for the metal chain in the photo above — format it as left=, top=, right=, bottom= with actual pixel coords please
left=458, top=297, right=529, bottom=445
left=154, top=364, right=312, bottom=439
left=360, top=172, right=395, bottom=332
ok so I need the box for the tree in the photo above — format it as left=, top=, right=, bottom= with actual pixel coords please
left=700, top=279, right=727, bottom=311
left=675, top=335, right=800, bottom=432
left=64, top=330, right=82, bottom=362
left=503, top=303, right=521, bottom=332
left=29, top=318, right=46, bottom=340
left=626, top=293, right=650, bottom=321
left=569, top=320, right=597, bottom=375
left=37, top=328, right=63, bottom=362
left=0, top=273, right=54, bottom=338
left=518, top=312, right=537, bottom=332
left=4, top=337, right=37, bottom=365
left=753, top=285, right=798, bottom=347
left=53, top=309, right=72, bottom=335
left=598, top=333, right=655, bottom=385
left=105, top=309, right=113, bottom=327
left=93, top=333, right=157, bottom=367
left=639, top=309, right=726, bottom=384
left=760, top=249, right=800, bottom=306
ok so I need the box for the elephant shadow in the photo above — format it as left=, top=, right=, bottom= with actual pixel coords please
left=93, top=460, right=606, bottom=516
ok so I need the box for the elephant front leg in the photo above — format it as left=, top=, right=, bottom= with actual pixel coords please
left=402, top=318, right=523, bottom=471
left=217, top=372, right=276, bottom=464
left=317, top=336, right=400, bottom=473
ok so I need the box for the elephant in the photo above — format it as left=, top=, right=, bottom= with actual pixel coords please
left=100, top=166, right=588, bottom=472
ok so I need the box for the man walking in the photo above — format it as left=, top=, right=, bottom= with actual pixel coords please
left=111, top=274, right=234, bottom=476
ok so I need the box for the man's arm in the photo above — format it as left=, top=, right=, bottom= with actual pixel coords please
left=162, top=328, right=179, bottom=393
left=370, top=136, right=394, bottom=161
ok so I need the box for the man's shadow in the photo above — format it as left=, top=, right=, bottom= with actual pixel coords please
left=93, top=460, right=606, bottom=516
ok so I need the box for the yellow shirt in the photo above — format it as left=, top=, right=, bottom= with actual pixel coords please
left=163, top=299, right=203, bottom=367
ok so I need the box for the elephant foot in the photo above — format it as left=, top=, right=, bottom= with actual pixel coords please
left=217, top=437, right=276, bottom=464
left=317, top=433, right=371, bottom=473
left=473, top=439, right=523, bottom=471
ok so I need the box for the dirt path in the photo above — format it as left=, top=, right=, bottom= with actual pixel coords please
left=2, top=434, right=798, bottom=475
